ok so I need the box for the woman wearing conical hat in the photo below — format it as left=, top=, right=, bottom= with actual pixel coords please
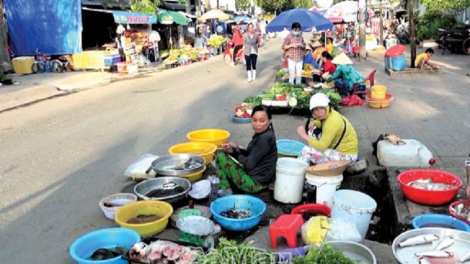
left=326, top=53, right=365, bottom=98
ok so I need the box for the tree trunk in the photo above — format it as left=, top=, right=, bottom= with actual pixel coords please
left=0, top=0, right=12, bottom=74
left=379, top=0, right=383, bottom=46
left=216, top=0, right=219, bottom=9
left=408, top=0, right=416, bottom=68
left=359, top=0, right=366, bottom=61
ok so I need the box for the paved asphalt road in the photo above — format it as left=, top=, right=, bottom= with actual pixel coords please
left=0, top=38, right=308, bottom=263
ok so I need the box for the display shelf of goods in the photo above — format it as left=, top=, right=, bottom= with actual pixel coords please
left=242, top=82, right=342, bottom=112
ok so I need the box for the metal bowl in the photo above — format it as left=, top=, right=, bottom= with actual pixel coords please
left=326, top=241, right=377, bottom=264
left=134, top=177, right=191, bottom=205
left=392, top=228, right=470, bottom=264
left=150, top=154, right=206, bottom=176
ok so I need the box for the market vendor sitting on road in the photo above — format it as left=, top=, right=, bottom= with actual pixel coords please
left=311, top=40, right=325, bottom=60
left=215, top=105, right=277, bottom=196
left=303, top=45, right=320, bottom=70
left=415, top=48, right=439, bottom=70
left=326, top=53, right=365, bottom=98
left=319, top=51, right=336, bottom=76
left=297, top=93, right=358, bottom=165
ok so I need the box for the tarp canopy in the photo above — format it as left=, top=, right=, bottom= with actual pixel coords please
left=112, top=11, right=158, bottom=24
left=4, top=0, right=83, bottom=56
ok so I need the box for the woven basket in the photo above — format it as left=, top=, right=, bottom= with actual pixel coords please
left=277, top=139, right=307, bottom=157
left=305, top=160, right=351, bottom=177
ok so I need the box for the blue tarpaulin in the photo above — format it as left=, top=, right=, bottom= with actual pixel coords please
left=4, top=0, right=82, bottom=56
left=112, top=11, right=157, bottom=24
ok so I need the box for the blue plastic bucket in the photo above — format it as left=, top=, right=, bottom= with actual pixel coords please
left=69, top=227, right=141, bottom=264
left=412, top=213, right=470, bottom=232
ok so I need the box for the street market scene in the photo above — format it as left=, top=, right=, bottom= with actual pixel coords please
left=0, top=0, right=470, bottom=263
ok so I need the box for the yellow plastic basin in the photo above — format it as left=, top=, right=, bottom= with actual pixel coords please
left=371, top=85, right=387, bottom=99
left=114, top=201, right=173, bottom=237
left=180, top=165, right=206, bottom=182
left=168, top=142, right=217, bottom=165
left=187, top=129, right=230, bottom=146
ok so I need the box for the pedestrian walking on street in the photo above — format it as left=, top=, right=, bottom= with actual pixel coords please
left=282, top=22, right=306, bottom=85
left=243, top=23, right=261, bottom=82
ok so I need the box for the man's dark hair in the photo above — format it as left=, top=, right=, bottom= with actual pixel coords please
left=292, top=22, right=301, bottom=30
left=425, top=48, right=435, bottom=54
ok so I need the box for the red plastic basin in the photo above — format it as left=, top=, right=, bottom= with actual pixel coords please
left=291, top=203, right=331, bottom=221
left=449, top=200, right=470, bottom=224
left=397, top=170, right=463, bottom=206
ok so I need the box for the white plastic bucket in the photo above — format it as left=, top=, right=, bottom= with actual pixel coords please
left=274, top=158, right=309, bottom=204
left=331, top=190, right=377, bottom=240
left=305, top=173, right=343, bottom=208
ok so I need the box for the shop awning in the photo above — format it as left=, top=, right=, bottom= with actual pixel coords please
left=112, top=11, right=158, bottom=24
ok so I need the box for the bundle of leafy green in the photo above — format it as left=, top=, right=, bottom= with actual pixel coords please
left=291, top=244, right=360, bottom=264
left=197, top=238, right=275, bottom=264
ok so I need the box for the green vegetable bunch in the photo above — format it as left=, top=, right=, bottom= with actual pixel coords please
left=243, top=96, right=262, bottom=105
left=197, top=238, right=274, bottom=264
left=291, top=244, right=359, bottom=264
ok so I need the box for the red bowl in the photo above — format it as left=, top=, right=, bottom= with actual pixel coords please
left=449, top=200, right=470, bottom=224
left=397, top=170, right=463, bottom=206
left=365, top=94, right=393, bottom=102
left=291, top=203, right=331, bottom=220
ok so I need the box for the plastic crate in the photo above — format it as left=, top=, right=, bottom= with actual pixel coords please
left=103, top=54, right=121, bottom=66
left=384, top=55, right=406, bottom=71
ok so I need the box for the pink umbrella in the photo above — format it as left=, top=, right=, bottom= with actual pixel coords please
left=324, top=1, right=359, bottom=23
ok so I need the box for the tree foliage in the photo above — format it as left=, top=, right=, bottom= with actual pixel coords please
left=235, top=0, right=252, bottom=11
left=99, top=0, right=161, bottom=14
left=421, top=0, right=470, bottom=11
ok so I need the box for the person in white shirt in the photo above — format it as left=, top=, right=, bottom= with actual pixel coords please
left=149, top=30, right=161, bottom=61
left=259, top=21, right=267, bottom=41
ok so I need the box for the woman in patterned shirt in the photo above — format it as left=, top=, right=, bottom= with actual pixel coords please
left=282, top=22, right=306, bottom=85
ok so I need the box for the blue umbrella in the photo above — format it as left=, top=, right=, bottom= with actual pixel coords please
left=266, top=8, right=333, bottom=32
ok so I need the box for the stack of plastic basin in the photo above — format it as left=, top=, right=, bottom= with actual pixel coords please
left=384, top=45, right=406, bottom=71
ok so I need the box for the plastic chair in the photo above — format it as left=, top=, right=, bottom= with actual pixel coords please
left=269, top=214, right=304, bottom=249
left=352, top=69, right=377, bottom=96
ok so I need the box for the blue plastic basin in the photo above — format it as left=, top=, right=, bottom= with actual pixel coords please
left=412, top=213, right=470, bottom=232
left=210, top=195, right=266, bottom=231
left=69, top=227, right=141, bottom=264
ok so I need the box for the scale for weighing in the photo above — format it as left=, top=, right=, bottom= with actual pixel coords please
left=176, top=210, right=216, bottom=249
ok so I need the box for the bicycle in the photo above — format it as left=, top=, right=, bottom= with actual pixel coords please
left=31, top=49, right=64, bottom=73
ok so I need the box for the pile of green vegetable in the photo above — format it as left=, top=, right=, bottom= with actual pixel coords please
left=291, top=244, right=360, bottom=264
left=197, top=238, right=274, bottom=264
left=243, top=82, right=342, bottom=110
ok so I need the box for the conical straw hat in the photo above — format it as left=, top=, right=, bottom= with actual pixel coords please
left=332, top=53, right=353, bottom=65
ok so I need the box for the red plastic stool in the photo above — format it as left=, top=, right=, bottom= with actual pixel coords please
left=269, top=214, right=304, bottom=249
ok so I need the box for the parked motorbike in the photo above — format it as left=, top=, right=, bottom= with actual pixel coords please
left=396, top=23, right=410, bottom=44
left=437, top=26, right=470, bottom=55
left=223, top=42, right=245, bottom=65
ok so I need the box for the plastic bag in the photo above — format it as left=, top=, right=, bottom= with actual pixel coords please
left=340, top=94, right=365, bottom=107
left=124, top=154, right=159, bottom=180
left=324, top=218, right=362, bottom=243
left=300, top=216, right=331, bottom=246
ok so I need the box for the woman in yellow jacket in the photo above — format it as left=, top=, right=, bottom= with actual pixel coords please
left=296, top=93, right=358, bottom=164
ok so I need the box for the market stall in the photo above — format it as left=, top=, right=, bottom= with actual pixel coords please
left=72, top=10, right=158, bottom=72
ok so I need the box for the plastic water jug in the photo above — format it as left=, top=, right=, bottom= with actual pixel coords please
left=377, top=139, right=435, bottom=167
